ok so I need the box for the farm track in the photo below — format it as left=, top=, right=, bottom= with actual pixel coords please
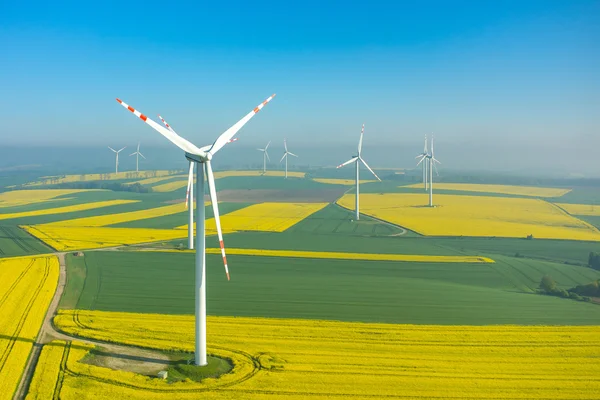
left=14, top=251, right=258, bottom=399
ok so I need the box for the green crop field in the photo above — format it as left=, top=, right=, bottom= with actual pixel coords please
left=0, top=224, right=52, bottom=257
left=65, top=250, right=600, bottom=325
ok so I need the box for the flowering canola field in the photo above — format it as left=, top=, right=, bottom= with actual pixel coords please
left=177, top=202, right=328, bottom=234
left=22, top=225, right=187, bottom=251
left=48, top=310, right=600, bottom=399
left=403, top=183, right=571, bottom=197
left=338, top=193, right=600, bottom=241
left=156, top=247, right=494, bottom=263
left=124, top=174, right=186, bottom=186
left=42, top=203, right=187, bottom=227
left=0, top=255, right=59, bottom=400
left=0, top=189, right=96, bottom=208
left=0, top=200, right=137, bottom=221
left=312, top=178, right=377, bottom=185
left=151, top=180, right=189, bottom=192
left=25, top=341, right=67, bottom=400
left=556, top=203, right=600, bottom=217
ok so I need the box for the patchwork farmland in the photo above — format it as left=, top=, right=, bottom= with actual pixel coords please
left=1, top=172, right=600, bottom=399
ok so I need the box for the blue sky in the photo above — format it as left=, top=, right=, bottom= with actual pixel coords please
left=0, top=0, right=598, bottom=156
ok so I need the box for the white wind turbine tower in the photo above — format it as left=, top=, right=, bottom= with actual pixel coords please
left=117, top=94, right=276, bottom=366
left=426, top=136, right=441, bottom=207
left=336, top=124, right=381, bottom=220
left=257, top=141, right=271, bottom=173
left=108, top=146, right=126, bottom=174
left=129, top=142, right=146, bottom=172
left=415, top=135, right=429, bottom=191
left=280, top=139, right=298, bottom=179
left=158, top=115, right=238, bottom=251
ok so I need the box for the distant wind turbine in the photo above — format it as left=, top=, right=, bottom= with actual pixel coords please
left=417, top=135, right=441, bottom=207
left=129, top=142, right=146, bottom=172
left=280, top=139, right=298, bottom=179
left=108, top=146, right=126, bottom=174
left=336, top=124, right=381, bottom=220
left=257, top=141, right=271, bottom=173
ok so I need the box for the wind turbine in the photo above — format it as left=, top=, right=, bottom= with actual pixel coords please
left=116, top=94, right=276, bottom=366
left=336, top=124, right=381, bottom=220
left=108, top=146, right=126, bottom=174
left=426, top=136, right=441, bottom=207
left=257, top=141, right=271, bottom=173
left=129, top=142, right=146, bottom=172
left=280, top=139, right=298, bottom=179
left=158, top=115, right=238, bottom=251
left=415, top=135, right=429, bottom=191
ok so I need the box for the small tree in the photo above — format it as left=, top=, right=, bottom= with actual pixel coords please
left=539, top=275, right=557, bottom=294
left=589, top=252, right=600, bottom=270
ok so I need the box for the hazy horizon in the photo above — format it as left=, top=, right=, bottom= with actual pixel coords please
left=1, top=1, right=598, bottom=177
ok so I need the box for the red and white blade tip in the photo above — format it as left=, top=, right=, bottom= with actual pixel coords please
left=158, top=115, right=171, bottom=129
left=116, top=98, right=148, bottom=122
left=253, top=94, right=276, bottom=114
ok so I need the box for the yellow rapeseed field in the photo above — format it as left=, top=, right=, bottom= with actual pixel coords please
left=25, top=341, right=67, bottom=400
left=338, top=193, right=600, bottom=241
left=213, top=170, right=306, bottom=179
left=43, top=203, right=187, bottom=227
left=556, top=203, right=600, bottom=217
left=124, top=174, right=186, bottom=186
left=22, top=226, right=187, bottom=251
left=176, top=202, right=328, bottom=234
left=0, top=256, right=59, bottom=400
left=20, top=170, right=180, bottom=187
left=0, top=200, right=138, bottom=221
left=151, top=180, right=189, bottom=192
left=0, top=189, right=96, bottom=208
left=403, top=183, right=571, bottom=197
left=154, top=247, right=494, bottom=263
left=50, top=310, right=600, bottom=399
left=312, top=178, right=377, bottom=185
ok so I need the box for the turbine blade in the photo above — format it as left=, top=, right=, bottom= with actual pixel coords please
left=116, top=99, right=205, bottom=155
left=129, top=152, right=136, bottom=156
left=284, top=139, right=288, bottom=152
left=257, top=148, right=265, bottom=151
left=158, top=115, right=176, bottom=133
left=416, top=155, right=425, bottom=166
left=139, top=152, right=146, bottom=159
left=205, top=161, right=230, bottom=281
left=357, top=124, right=365, bottom=155
left=433, top=157, right=441, bottom=164
left=288, top=152, right=298, bottom=157
left=424, top=134, right=428, bottom=153
left=360, top=158, right=381, bottom=181
left=118, top=147, right=127, bottom=153
left=265, top=140, right=271, bottom=150
left=337, top=157, right=358, bottom=169
left=432, top=161, right=440, bottom=176
left=108, top=146, right=116, bottom=152
left=208, top=94, right=276, bottom=156
left=280, top=153, right=287, bottom=163
left=185, top=162, right=194, bottom=209
left=265, top=150, right=271, bottom=162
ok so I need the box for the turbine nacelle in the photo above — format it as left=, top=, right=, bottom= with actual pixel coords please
left=186, top=152, right=211, bottom=163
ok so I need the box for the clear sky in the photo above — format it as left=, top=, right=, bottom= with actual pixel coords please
left=0, top=0, right=598, bottom=172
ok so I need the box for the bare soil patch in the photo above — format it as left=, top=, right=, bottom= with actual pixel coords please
left=81, top=345, right=182, bottom=376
